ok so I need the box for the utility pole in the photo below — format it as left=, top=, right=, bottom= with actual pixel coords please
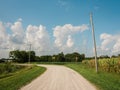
left=28, top=44, right=31, bottom=64
left=90, top=12, right=98, bottom=73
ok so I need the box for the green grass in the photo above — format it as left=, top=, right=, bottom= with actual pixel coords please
left=65, top=63, right=120, bottom=90
left=34, top=61, right=81, bottom=65
left=0, top=65, right=46, bottom=90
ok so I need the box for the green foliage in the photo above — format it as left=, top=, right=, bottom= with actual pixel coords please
left=66, top=63, right=120, bottom=90
left=9, top=50, right=85, bottom=63
left=9, top=50, right=35, bottom=63
left=99, top=55, right=110, bottom=59
left=0, top=62, right=25, bottom=75
left=65, top=52, right=85, bottom=62
left=37, top=52, right=85, bottom=62
left=0, top=65, right=46, bottom=90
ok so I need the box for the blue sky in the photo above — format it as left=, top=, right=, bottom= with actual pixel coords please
left=0, top=0, right=120, bottom=58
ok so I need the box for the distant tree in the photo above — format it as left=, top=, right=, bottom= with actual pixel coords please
left=9, top=50, right=24, bottom=62
left=57, top=52, right=65, bottom=62
left=39, top=56, right=47, bottom=62
left=28, top=51, right=35, bottom=62
left=9, top=50, right=35, bottom=63
left=73, top=52, right=80, bottom=62
left=65, top=53, right=72, bottom=62
left=20, top=51, right=28, bottom=62
left=80, top=54, right=85, bottom=61
left=99, top=55, right=110, bottom=59
left=47, top=56, right=52, bottom=62
left=35, top=56, right=40, bottom=62
left=65, top=52, right=84, bottom=62
left=52, top=55, right=57, bottom=62
left=111, top=55, right=117, bottom=58
left=118, top=54, right=120, bottom=57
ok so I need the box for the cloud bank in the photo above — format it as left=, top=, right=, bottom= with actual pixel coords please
left=53, top=24, right=89, bottom=50
left=0, top=19, right=89, bottom=58
left=99, top=33, right=120, bottom=55
left=0, top=19, right=51, bottom=57
left=0, top=19, right=120, bottom=58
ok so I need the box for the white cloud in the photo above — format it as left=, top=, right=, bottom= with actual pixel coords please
left=5, top=22, right=12, bottom=28
left=0, top=22, right=7, bottom=40
left=100, top=33, right=113, bottom=50
left=2, top=18, right=119, bottom=58
left=0, top=22, right=10, bottom=58
left=53, top=24, right=89, bottom=52
left=58, top=0, right=67, bottom=6
left=113, top=37, right=120, bottom=53
left=11, top=20, right=24, bottom=34
left=9, top=20, right=25, bottom=45
left=66, top=35, right=74, bottom=47
left=0, top=19, right=52, bottom=58
left=1, top=18, right=120, bottom=58
left=100, top=33, right=120, bottom=54
left=58, top=0, right=70, bottom=11
left=0, top=22, right=9, bottom=48
left=26, top=24, right=50, bottom=52
left=18, top=18, right=22, bottom=22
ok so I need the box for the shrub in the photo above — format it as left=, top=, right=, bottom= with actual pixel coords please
left=0, top=62, right=25, bottom=75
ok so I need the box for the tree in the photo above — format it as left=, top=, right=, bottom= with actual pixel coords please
left=65, top=52, right=84, bottom=62
left=111, top=55, right=117, bottom=58
left=118, top=54, right=120, bottom=57
left=9, top=50, right=23, bottom=62
left=35, top=56, right=40, bottom=62
left=9, top=50, right=35, bottom=63
left=80, top=54, right=85, bottom=61
left=57, top=52, right=65, bottom=62
left=99, top=55, right=110, bottom=59
left=28, top=51, right=35, bottom=62
left=65, top=53, right=72, bottom=62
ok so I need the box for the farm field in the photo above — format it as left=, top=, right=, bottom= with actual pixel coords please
left=82, top=58, right=120, bottom=74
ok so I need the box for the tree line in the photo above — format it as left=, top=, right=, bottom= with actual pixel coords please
left=9, top=50, right=35, bottom=63
left=9, top=50, right=85, bottom=63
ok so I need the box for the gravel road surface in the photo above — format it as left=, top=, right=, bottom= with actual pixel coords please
left=21, top=65, right=96, bottom=90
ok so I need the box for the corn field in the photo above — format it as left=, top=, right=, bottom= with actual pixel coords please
left=82, top=58, right=120, bottom=74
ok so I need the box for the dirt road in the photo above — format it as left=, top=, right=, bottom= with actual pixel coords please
left=21, top=65, right=96, bottom=90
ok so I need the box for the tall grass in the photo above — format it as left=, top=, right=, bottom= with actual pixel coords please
left=0, top=62, right=25, bottom=77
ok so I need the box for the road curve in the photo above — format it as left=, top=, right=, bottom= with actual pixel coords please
left=21, top=65, right=97, bottom=90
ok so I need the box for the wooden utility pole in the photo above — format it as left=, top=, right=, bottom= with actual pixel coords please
left=90, top=12, right=98, bottom=73
left=28, top=44, right=31, bottom=64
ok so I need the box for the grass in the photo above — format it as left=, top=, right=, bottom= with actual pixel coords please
left=33, top=61, right=81, bottom=65
left=0, top=65, right=46, bottom=90
left=65, top=63, right=120, bottom=90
